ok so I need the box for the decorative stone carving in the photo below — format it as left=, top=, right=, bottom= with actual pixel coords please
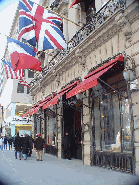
left=62, top=8, right=68, bottom=16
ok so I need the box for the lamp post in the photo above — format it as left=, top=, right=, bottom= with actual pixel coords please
left=123, top=55, right=136, bottom=174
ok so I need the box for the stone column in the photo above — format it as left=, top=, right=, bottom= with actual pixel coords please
left=68, top=4, right=80, bottom=40
left=41, top=110, right=45, bottom=139
left=131, top=91, right=139, bottom=175
left=83, top=90, right=91, bottom=166
left=57, top=98, right=63, bottom=158
left=95, top=0, right=102, bottom=12
left=62, top=9, right=69, bottom=43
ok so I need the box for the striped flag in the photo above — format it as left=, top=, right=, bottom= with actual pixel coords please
left=2, top=59, right=30, bottom=88
left=2, top=59, right=23, bottom=79
left=19, top=79, right=30, bottom=88
left=7, top=37, right=42, bottom=72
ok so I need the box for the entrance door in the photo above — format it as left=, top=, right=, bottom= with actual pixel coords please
left=63, top=96, right=82, bottom=160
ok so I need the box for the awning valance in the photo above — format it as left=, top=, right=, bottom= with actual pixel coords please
left=66, top=55, right=124, bottom=99
left=42, top=80, right=80, bottom=110
left=84, top=55, right=124, bottom=79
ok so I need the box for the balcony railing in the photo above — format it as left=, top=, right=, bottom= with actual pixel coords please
left=30, top=0, right=125, bottom=86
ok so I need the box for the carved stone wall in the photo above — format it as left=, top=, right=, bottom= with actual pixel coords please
left=30, top=0, right=139, bottom=174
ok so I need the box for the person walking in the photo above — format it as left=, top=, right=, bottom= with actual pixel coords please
left=34, top=134, right=43, bottom=161
left=22, top=134, right=30, bottom=160
left=8, top=136, right=13, bottom=150
left=14, top=133, right=22, bottom=160
left=4, top=136, right=7, bottom=150
left=0, top=137, right=3, bottom=150
left=63, top=132, right=72, bottom=160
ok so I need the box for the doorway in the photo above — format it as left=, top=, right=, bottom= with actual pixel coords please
left=63, top=95, right=82, bottom=160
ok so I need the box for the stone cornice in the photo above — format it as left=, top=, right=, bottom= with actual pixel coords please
left=30, top=2, right=138, bottom=95
left=31, top=9, right=125, bottom=94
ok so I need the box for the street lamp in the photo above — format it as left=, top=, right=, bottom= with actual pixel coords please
left=122, top=55, right=136, bottom=175
left=123, top=55, right=136, bottom=82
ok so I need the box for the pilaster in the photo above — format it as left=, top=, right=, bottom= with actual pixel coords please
left=83, top=90, right=91, bottom=166
left=57, top=99, right=63, bottom=158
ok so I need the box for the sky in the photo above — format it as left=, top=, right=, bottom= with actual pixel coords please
left=0, top=0, right=39, bottom=108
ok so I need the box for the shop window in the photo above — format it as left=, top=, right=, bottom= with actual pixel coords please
left=92, top=70, right=131, bottom=153
left=46, top=107, right=57, bottom=146
left=27, top=87, right=30, bottom=94
left=17, top=83, right=24, bottom=93
left=28, top=70, right=34, bottom=78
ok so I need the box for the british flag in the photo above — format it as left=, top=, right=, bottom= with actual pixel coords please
left=18, top=0, right=67, bottom=51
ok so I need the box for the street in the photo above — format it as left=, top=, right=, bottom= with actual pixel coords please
left=0, top=149, right=139, bottom=185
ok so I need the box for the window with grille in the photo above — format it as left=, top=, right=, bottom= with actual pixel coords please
left=17, top=83, right=24, bottom=93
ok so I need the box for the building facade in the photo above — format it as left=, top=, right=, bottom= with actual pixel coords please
left=0, top=7, right=34, bottom=137
left=13, top=0, right=139, bottom=175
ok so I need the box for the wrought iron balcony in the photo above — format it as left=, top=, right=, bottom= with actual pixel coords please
left=30, top=0, right=126, bottom=87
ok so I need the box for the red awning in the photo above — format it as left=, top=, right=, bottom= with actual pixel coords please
left=70, top=0, right=81, bottom=8
left=66, top=55, right=124, bottom=99
left=84, top=55, right=124, bottom=79
left=42, top=80, right=80, bottom=110
left=38, top=94, right=56, bottom=108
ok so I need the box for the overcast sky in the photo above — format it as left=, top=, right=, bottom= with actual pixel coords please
left=0, top=0, right=39, bottom=108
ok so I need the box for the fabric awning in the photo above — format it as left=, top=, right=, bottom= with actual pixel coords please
left=70, top=0, right=81, bottom=8
left=84, top=55, right=124, bottom=79
left=66, top=55, right=124, bottom=99
left=42, top=80, right=80, bottom=110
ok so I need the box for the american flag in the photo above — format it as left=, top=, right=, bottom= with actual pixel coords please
left=18, top=0, right=67, bottom=51
left=2, top=59, right=23, bottom=79
left=19, top=79, right=30, bottom=88
left=2, top=60, right=30, bottom=88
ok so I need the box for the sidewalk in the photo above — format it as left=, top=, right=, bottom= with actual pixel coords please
left=0, top=149, right=139, bottom=185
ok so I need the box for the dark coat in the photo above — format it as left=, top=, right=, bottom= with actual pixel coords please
left=14, top=136, right=22, bottom=151
left=4, top=137, right=7, bottom=144
left=22, top=137, right=30, bottom=154
left=63, top=135, right=71, bottom=151
left=34, top=137, right=43, bottom=150
left=8, top=138, right=13, bottom=145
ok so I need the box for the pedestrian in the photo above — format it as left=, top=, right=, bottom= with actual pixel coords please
left=20, top=135, right=24, bottom=158
left=4, top=136, right=7, bottom=150
left=34, top=134, right=43, bottom=161
left=2, top=136, right=4, bottom=150
left=8, top=136, right=13, bottom=150
left=14, top=132, right=22, bottom=160
left=63, top=132, right=72, bottom=160
left=43, top=138, right=46, bottom=154
left=0, top=137, right=3, bottom=150
left=34, top=134, right=38, bottom=150
left=22, top=134, right=30, bottom=160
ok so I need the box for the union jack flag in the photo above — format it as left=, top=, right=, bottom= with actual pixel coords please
left=18, top=0, right=67, bottom=51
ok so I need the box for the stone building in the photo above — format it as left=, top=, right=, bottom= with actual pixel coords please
left=24, top=0, right=138, bottom=175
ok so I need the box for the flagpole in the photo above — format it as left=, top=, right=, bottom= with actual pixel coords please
left=30, top=0, right=82, bottom=28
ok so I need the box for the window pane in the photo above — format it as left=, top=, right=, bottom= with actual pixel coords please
left=46, top=108, right=57, bottom=146
left=94, top=96, right=101, bottom=151
left=28, top=70, right=34, bottom=78
left=23, top=70, right=25, bottom=77
left=27, top=87, right=30, bottom=94
left=17, top=83, right=24, bottom=93
left=122, top=99, right=132, bottom=151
